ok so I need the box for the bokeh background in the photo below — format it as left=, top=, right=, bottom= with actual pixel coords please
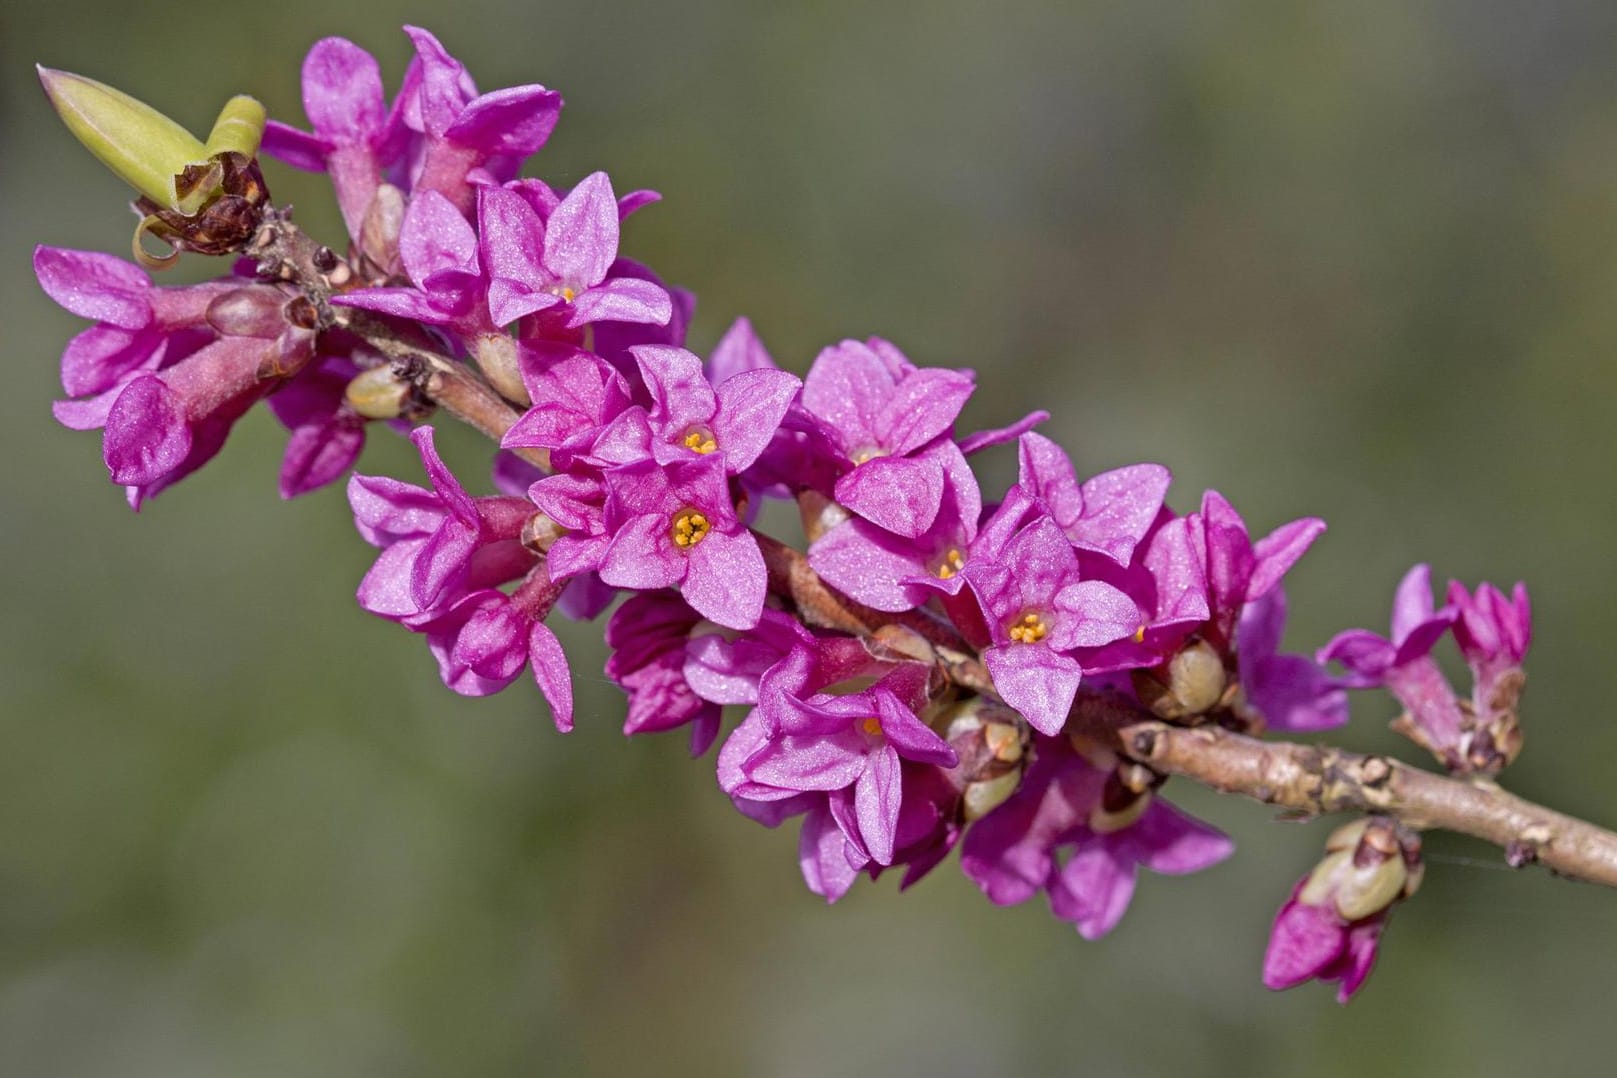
left=6, top=2, right=1617, bottom=1074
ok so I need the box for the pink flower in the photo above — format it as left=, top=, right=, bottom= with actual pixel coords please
left=1263, top=817, right=1422, bottom=1003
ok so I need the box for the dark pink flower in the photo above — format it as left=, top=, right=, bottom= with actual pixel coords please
left=605, top=590, right=724, bottom=755
left=479, top=174, right=671, bottom=332
left=260, top=36, right=409, bottom=241
left=592, top=456, right=767, bottom=631
left=1318, top=564, right=1466, bottom=764
left=808, top=440, right=982, bottom=612
left=1238, top=588, right=1349, bottom=732
left=961, top=734, right=1232, bottom=938
left=1017, top=432, right=1171, bottom=567
left=397, top=26, right=562, bottom=212
left=418, top=572, right=574, bottom=729
left=964, top=517, right=1141, bottom=735
left=349, top=426, right=537, bottom=624
left=1262, top=817, right=1422, bottom=1003
left=797, top=338, right=974, bottom=537
left=719, top=649, right=956, bottom=897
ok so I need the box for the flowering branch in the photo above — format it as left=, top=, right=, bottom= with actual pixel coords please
left=31, top=28, right=1614, bottom=1007
left=746, top=538, right=1617, bottom=888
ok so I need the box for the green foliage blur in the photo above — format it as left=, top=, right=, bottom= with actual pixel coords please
left=5, top=2, right=1617, bottom=1074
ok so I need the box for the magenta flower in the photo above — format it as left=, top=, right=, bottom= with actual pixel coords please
left=1061, top=510, right=1214, bottom=675
left=1263, top=818, right=1422, bottom=1003
left=1448, top=579, right=1531, bottom=673
left=621, top=344, right=801, bottom=472
left=797, top=337, right=975, bottom=537
left=260, top=36, right=409, bottom=242
left=266, top=352, right=370, bottom=499
left=101, top=295, right=312, bottom=505
left=479, top=174, right=672, bottom=332
left=1017, top=432, right=1171, bottom=567
left=964, top=517, right=1141, bottom=735
left=1237, top=588, right=1349, bottom=732
left=961, top=734, right=1233, bottom=938
left=349, top=426, right=537, bottom=624
left=683, top=608, right=816, bottom=708
left=1197, top=490, right=1326, bottom=653
left=720, top=650, right=956, bottom=894
left=808, top=440, right=983, bottom=612
left=1446, top=578, right=1531, bottom=770
left=605, top=590, right=724, bottom=755
left=396, top=26, right=563, bottom=212
left=334, top=189, right=493, bottom=338
left=418, top=571, right=574, bottom=730
left=501, top=345, right=636, bottom=470
left=1318, top=564, right=1465, bottom=765
left=36, top=246, right=233, bottom=400
left=38, top=247, right=381, bottom=506
left=590, top=259, right=696, bottom=387
left=1263, top=882, right=1387, bottom=1004
left=593, top=456, right=767, bottom=631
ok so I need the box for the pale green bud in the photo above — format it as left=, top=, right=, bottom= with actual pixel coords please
left=38, top=67, right=266, bottom=222
left=38, top=66, right=208, bottom=210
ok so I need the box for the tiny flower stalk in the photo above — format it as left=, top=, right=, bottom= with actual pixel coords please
left=38, top=66, right=270, bottom=268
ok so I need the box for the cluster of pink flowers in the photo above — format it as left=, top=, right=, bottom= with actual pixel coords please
left=34, top=27, right=1534, bottom=1003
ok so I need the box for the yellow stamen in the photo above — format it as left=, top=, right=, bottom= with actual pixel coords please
left=1007, top=612, right=1049, bottom=644
left=935, top=548, right=965, bottom=580
left=861, top=717, right=883, bottom=737
left=558, top=286, right=577, bottom=302
left=683, top=428, right=718, bottom=454
left=671, top=509, right=712, bottom=548
left=1133, top=623, right=1146, bottom=644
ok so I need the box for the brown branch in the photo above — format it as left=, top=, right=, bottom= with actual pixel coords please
left=248, top=210, right=550, bottom=473
left=354, top=323, right=549, bottom=472
left=1063, top=695, right=1617, bottom=889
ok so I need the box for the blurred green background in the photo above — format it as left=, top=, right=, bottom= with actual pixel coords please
left=6, top=2, right=1617, bottom=1074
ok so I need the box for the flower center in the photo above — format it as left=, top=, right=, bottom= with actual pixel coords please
left=1007, top=612, right=1049, bottom=644
left=861, top=717, right=883, bottom=737
left=682, top=426, right=718, bottom=454
left=851, top=446, right=887, bottom=465
left=552, top=284, right=578, bottom=302
left=671, top=509, right=712, bottom=548
left=934, top=548, right=965, bottom=580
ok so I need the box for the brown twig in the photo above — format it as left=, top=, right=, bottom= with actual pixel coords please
left=249, top=210, right=550, bottom=472
left=1074, top=705, right=1617, bottom=888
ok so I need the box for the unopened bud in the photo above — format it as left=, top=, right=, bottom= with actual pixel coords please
left=470, top=333, right=529, bottom=406
left=38, top=66, right=207, bottom=210
left=39, top=67, right=265, bottom=217
left=202, top=95, right=266, bottom=161
left=940, top=697, right=1027, bottom=818
left=1300, top=816, right=1422, bottom=922
left=1090, top=788, right=1152, bottom=834
left=207, top=287, right=289, bottom=338
left=963, top=769, right=1021, bottom=822
left=1332, top=852, right=1408, bottom=922
left=797, top=490, right=849, bottom=544
left=345, top=367, right=412, bottom=420
left=1135, top=639, right=1228, bottom=720
left=521, top=512, right=567, bottom=554
left=1324, top=817, right=1371, bottom=854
